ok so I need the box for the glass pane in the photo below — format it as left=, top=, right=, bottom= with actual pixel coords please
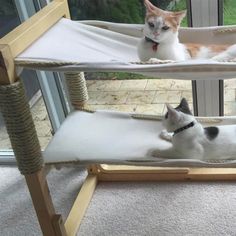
left=68, top=0, right=192, bottom=115
left=0, top=0, right=20, bottom=37
left=223, top=0, right=236, bottom=115
left=0, top=1, right=52, bottom=151
left=68, top=0, right=187, bottom=26
left=0, top=115, right=11, bottom=150
left=0, top=0, right=20, bottom=150
left=223, top=0, right=236, bottom=25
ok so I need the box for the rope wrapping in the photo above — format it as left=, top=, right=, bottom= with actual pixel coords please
left=14, top=57, right=236, bottom=68
left=213, top=27, right=236, bottom=34
left=0, top=81, right=43, bottom=175
left=64, top=72, right=89, bottom=109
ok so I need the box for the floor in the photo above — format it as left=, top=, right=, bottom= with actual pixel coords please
left=2, top=166, right=236, bottom=236
left=1, top=79, right=236, bottom=150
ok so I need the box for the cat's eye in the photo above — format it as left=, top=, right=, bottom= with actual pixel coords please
left=162, top=25, right=170, bottom=31
left=148, top=22, right=154, bottom=28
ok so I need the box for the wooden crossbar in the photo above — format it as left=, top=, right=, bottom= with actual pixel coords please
left=65, top=174, right=98, bottom=236
left=97, top=164, right=236, bottom=181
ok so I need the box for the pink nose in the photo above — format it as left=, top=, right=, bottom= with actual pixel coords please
left=154, top=32, right=160, bottom=36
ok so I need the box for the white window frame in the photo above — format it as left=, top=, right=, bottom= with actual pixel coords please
left=189, top=0, right=224, bottom=116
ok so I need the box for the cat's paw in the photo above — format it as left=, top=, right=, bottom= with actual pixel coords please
left=160, top=130, right=173, bottom=142
left=146, top=148, right=162, bottom=157
left=151, top=149, right=161, bottom=157
left=211, top=56, right=230, bottom=62
left=211, top=57, right=224, bottom=62
left=147, top=58, right=175, bottom=64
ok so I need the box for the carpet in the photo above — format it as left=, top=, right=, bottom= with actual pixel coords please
left=1, top=166, right=236, bottom=236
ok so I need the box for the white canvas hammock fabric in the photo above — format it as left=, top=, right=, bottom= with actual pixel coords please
left=16, top=18, right=236, bottom=80
left=44, top=110, right=236, bottom=167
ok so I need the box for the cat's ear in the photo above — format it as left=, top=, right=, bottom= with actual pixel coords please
left=173, top=10, right=187, bottom=25
left=179, top=98, right=189, bottom=109
left=144, top=0, right=162, bottom=14
left=166, top=103, right=180, bottom=121
left=178, top=98, right=192, bottom=115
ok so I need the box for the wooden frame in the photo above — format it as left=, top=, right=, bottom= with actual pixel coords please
left=1, top=1, right=236, bottom=235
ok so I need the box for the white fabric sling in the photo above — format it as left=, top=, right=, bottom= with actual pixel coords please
left=44, top=110, right=236, bottom=167
left=16, top=18, right=236, bottom=80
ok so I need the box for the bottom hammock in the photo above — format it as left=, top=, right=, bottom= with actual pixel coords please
left=44, top=110, right=236, bottom=167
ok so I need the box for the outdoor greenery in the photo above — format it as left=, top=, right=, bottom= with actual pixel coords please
left=224, top=0, right=236, bottom=25
left=68, top=0, right=186, bottom=24
left=68, top=0, right=144, bottom=23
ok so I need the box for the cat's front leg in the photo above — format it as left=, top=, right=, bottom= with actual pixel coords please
left=160, top=130, right=173, bottom=142
left=151, top=147, right=178, bottom=158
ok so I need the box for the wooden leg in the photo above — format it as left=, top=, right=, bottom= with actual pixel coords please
left=53, top=215, right=67, bottom=236
left=25, top=168, right=66, bottom=236
left=65, top=174, right=97, bottom=236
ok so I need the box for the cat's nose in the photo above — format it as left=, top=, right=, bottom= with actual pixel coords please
left=154, top=32, right=160, bottom=37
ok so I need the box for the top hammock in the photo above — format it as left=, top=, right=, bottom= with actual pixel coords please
left=15, top=18, right=236, bottom=80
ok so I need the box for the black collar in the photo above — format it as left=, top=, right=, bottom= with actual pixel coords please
left=173, top=121, right=195, bottom=136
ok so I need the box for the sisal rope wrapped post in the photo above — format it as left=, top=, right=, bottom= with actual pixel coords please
left=64, top=72, right=89, bottom=110
left=0, top=81, right=43, bottom=175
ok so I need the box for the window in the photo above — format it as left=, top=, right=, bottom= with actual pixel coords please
left=0, top=0, right=67, bottom=164
left=0, top=0, right=20, bottom=37
left=0, top=1, right=26, bottom=156
left=67, top=0, right=192, bottom=116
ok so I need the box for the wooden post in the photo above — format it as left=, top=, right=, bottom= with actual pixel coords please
left=25, top=169, right=66, bottom=236
left=0, top=45, right=16, bottom=84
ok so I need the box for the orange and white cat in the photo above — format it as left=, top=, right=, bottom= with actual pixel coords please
left=138, top=0, right=236, bottom=62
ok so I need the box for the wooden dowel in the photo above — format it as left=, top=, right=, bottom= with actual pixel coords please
left=65, top=174, right=98, bottom=236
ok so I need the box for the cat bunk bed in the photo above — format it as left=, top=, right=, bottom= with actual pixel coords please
left=1, top=0, right=236, bottom=236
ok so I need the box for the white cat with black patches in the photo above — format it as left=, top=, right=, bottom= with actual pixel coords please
left=138, top=0, right=236, bottom=62
left=151, top=98, right=236, bottom=160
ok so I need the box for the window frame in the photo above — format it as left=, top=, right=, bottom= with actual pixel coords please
left=188, top=0, right=224, bottom=116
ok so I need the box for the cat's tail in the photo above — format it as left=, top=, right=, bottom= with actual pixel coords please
left=212, top=44, right=236, bottom=62
left=225, top=44, right=236, bottom=60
